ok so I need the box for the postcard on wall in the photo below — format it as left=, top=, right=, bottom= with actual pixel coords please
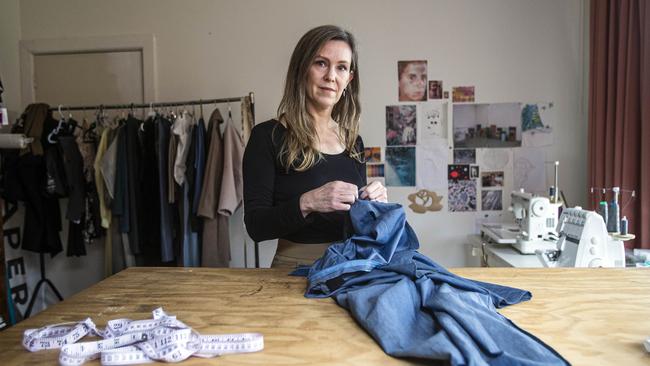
left=364, top=147, right=381, bottom=163
left=398, top=60, right=427, bottom=101
left=453, top=102, right=522, bottom=148
left=521, top=102, right=555, bottom=147
left=453, top=148, right=476, bottom=164
left=452, top=86, right=475, bottom=102
left=428, top=80, right=443, bottom=100
left=417, top=102, right=447, bottom=142
left=416, top=139, right=448, bottom=191
left=386, top=105, right=417, bottom=146
left=470, top=165, right=479, bottom=179
left=448, top=164, right=470, bottom=181
left=366, top=163, right=385, bottom=178
left=481, top=190, right=503, bottom=211
left=385, top=146, right=416, bottom=186
left=481, top=171, right=504, bottom=187
left=448, top=180, right=477, bottom=212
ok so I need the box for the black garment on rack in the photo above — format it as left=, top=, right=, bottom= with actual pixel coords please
left=58, top=134, right=85, bottom=223
left=2, top=153, right=63, bottom=256
left=58, top=133, right=87, bottom=256
left=155, top=116, right=175, bottom=262
left=138, top=116, right=162, bottom=265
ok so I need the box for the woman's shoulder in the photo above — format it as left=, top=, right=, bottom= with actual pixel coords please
left=249, top=119, right=286, bottom=147
left=253, top=119, right=284, bottom=133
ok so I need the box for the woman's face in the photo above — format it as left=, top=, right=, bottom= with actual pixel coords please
left=399, top=62, right=427, bottom=101
left=305, top=40, right=354, bottom=114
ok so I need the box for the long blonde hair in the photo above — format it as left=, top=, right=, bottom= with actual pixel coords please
left=276, top=25, right=362, bottom=172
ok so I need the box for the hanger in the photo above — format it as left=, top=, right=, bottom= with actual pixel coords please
left=199, top=100, right=204, bottom=119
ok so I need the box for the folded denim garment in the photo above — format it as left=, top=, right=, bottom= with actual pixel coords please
left=294, top=200, right=569, bottom=366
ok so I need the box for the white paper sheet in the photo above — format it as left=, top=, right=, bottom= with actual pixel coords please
left=416, top=137, right=449, bottom=190
left=513, top=147, right=547, bottom=195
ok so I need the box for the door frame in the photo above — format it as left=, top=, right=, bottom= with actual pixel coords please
left=19, top=34, right=156, bottom=106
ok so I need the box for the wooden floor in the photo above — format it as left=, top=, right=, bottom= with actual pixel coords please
left=1, top=267, right=649, bottom=365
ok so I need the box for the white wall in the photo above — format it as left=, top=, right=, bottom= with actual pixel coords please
left=3, top=0, right=587, bottom=274
left=0, top=0, right=22, bottom=126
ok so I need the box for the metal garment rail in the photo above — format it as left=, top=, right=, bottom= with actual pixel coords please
left=47, top=92, right=255, bottom=113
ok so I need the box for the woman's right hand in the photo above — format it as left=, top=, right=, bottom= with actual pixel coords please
left=299, top=181, right=358, bottom=217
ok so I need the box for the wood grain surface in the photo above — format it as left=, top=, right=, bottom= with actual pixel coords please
left=0, top=267, right=649, bottom=365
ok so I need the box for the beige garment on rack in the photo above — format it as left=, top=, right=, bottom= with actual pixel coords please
left=240, top=96, right=254, bottom=145
left=217, top=116, right=244, bottom=216
left=94, top=128, right=112, bottom=277
left=198, top=109, right=230, bottom=267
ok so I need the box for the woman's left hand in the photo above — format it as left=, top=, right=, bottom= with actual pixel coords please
left=360, top=181, right=388, bottom=203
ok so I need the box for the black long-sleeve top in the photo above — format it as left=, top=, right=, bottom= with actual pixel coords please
left=243, top=119, right=367, bottom=243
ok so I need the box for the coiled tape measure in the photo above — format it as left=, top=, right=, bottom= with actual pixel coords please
left=22, top=307, right=264, bottom=365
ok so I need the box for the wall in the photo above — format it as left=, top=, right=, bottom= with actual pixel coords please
left=2, top=0, right=587, bottom=276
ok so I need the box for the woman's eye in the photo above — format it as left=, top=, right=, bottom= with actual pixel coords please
left=337, top=65, right=348, bottom=72
left=315, top=60, right=327, bottom=67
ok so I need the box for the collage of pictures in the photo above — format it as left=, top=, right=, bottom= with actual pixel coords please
left=365, top=60, right=555, bottom=214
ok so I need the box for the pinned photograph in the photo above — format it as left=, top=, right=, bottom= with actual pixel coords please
left=521, top=102, right=554, bottom=147
left=366, top=163, right=385, bottom=178
left=385, top=146, right=416, bottom=186
left=448, top=180, right=477, bottom=212
left=452, top=86, right=475, bottom=102
left=481, top=190, right=503, bottom=211
left=470, top=165, right=479, bottom=179
left=453, top=102, right=522, bottom=148
left=386, top=105, right=417, bottom=146
left=418, top=103, right=446, bottom=142
left=448, top=164, right=470, bottom=181
left=453, top=149, right=476, bottom=164
left=364, top=147, right=381, bottom=163
left=398, top=60, right=427, bottom=101
left=443, top=91, right=450, bottom=99
left=428, top=80, right=443, bottom=100
left=481, top=171, right=504, bottom=187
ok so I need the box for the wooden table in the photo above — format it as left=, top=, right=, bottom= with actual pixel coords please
left=1, top=267, right=649, bottom=365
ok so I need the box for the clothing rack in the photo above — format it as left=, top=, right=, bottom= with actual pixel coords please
left=51, top=93, right=258, bottom=268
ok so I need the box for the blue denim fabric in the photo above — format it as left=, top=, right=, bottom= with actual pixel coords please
left=297, top=200, right=569, bottom=366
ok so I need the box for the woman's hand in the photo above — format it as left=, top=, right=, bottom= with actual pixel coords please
left=360, top=181, right=388, bottom=203
left=300, top=181, right=359, bottom=217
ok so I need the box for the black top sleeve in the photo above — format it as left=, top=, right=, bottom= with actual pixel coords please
left=243, top=120, right=366, bottom=243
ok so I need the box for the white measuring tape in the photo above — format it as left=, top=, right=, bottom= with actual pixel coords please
left=22, top=307, right=264, bottom=365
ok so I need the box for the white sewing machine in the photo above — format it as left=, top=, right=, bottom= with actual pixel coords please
left=537, top=207, right=625, bottom=268
left=510, top=190, right=562, bottom=254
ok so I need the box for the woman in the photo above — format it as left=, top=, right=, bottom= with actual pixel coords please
left=243, top=25, right=387, bottom=268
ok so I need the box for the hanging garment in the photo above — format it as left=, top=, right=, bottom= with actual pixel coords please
left=100, top=128, right=119, bottom=201
left=191, top=117, right=207, bottom=230
left=300, top=200, right=569, bottom=366
left=74, top=120, right=104, bottom=245
left=19, top=103, right=49, bottom=156
left=172, top=111, right=193, bottom=186
left=155, top=115, right=175, bottom=262
left=197, top=109, right=230, bottom=267
left=240, top=96, right=254, bottom=145
left=217, top=115, right=244, bottom=217
left=58, top=134, right=85, bottom=223
left=168, top=129, right=178, bottom=204
left=138, top=116, right=162, bottom=265
left=2, top=152, right=63, bottom=256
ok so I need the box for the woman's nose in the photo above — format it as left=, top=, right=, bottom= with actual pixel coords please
left=324, top=66, right=337, bottom=81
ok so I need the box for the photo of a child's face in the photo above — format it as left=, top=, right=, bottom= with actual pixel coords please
left=398, top=60, right=427, bottom=101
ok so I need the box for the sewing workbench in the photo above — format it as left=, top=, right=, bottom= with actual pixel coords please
left=1, top=267, right=649, bottom=365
